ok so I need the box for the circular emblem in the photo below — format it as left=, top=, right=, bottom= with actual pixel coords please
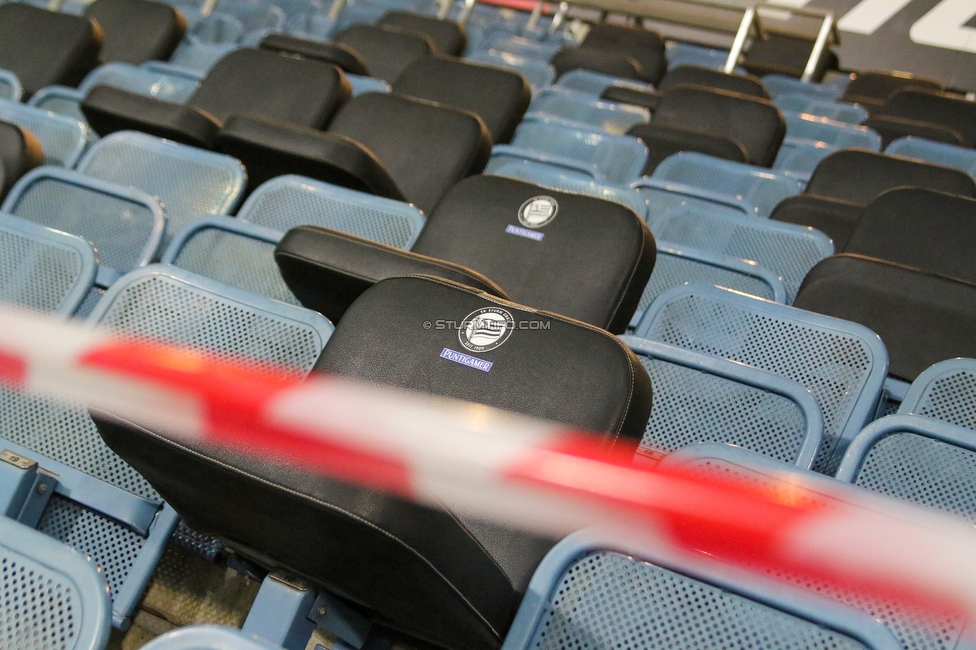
left=518, top=196, right=558, bottom=228
left=459, top=307, right=515, bottom=353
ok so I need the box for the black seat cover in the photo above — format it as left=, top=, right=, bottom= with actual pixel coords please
left=328, top=93, right=492, bottom=213
left=377, top=10, right=466, bottom=56
left=0, top=121, right=42, bottom=199
left=258, top=33, right=369, bottom=76
left=600, top=85, right=659, bottom=111
left=550, top=47, right=644, bottom=82
left=742, top=32, right=837, bottom=82
left=862, top=115, right=964, bottom=148
left=91, top=275, right=653, bottom=650
left=628, top=122, right=747, bottom=175
left=652, top=85, right=785, bottom=167
left=795, top=254, right=976, bottom=381
left=580, top=23, right=665, bottom=84
left=845, top=189, right=976, bottom=285
left=878, top=89, right=976, bottom=147
left=769, top=195, right=862, bottom=249
left=658, top=65, right=769, bottom=99
left=84, top=0, right=185, bottom=65
left=411, top=175, right=655, bottom=333
left=840, top=71, right=940, bottom=110
left=333, top=24, right=434, bottom=83
left=391, top=56, right=530, bottom=144
left=275, top=227, right=508, bottom=323
left=0, top=4, right=102, bottom=97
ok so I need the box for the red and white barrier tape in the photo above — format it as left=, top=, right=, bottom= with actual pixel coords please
left=2, top=305, right=976, bottom=624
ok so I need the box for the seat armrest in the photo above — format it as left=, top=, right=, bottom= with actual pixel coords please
left=81, top=85, right=220, bottom=148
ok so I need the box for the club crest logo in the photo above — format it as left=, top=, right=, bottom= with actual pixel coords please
left=459, top=307, right=515, bottom=353
left=518, top=196, right=558, bottom=228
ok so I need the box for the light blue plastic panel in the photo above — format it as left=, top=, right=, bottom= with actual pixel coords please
left=0, top=517, right=112, bottom=650
left=484, top=146, right=601, bottom=181
left=189, top=11, right=247, bottom=44
left=142, top=625, right=284, bottom=649
left=465, top=50, right=555, bottom=92
left=2, top=166, right=165, bottom=279
left=347, top=73, right=391, bottom=96
left=168, top=41, right=239, bottom=75
left=632, top=177, right=754, bottom=222
left=488, top=158, right=648, bottom=219
left=763, top=74, right=844, bottom=101
left=633, top=245, right=787, bottom=327
left=899, top=358, right=976, bottom=429
left=77, top=131, right=247, bottom=246
left=142, top=60, right=207, bottom=82
left=504, top=530, right=901, bottom=650
left=526, top=86, right=649, bottom=135
left=553, top=68, right=654, bottom=95
left=665, top=42, right=737, bottom=72
left=0, top=99, right=90, bottom=167
left=622, top=337, right=823, bottom=467
left=237, top=175, right=425, bottom=249
left=644, top=205, right=833, bottom=301
left=774, top=137, right=837, bottom=175
left=836, top=414, right=976, bottom=524
left=652, top=152, right=805, bottom=218
left=784, top=112, right=882, bottom=151
left=0, top=67, right=23, bottom=101
left=510, top=118, right=648, bottom=183
left=163, top=215, right=298, bottom=306
left=886, top=137, right=976, bottom=180
left=0, top=211, right=98, bottom=316
left=26, top=86, right=87, bottom=123
left=477, top=33, right=564, bottom=61
left=189, top=0, right=285, bottom=44
left=636, top=284, right=889, bottom=472
left=285, top=10, right=337, bottom=42
left=774, top=93, right=868, bottom=124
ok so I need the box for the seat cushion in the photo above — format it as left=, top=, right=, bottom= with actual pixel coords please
left=769, top=195, right=862, bottom=250
left=742, top=32, right=838, bottom=82
left=84, top=0, right=185, bottom=65
left=550, top=47, right=644, bottom=82
left=658, top=65, right=768, bottom=99
left=0, top=120, right=42, bottom=199
left=862, top=115, right=964, bottom=148
left=189, top=48, right=351, bottom=128
left=804, top=150, right=976, bottom=205
left=652, top=85, right=785, bottom=167
left=328, top=92, right=492, bottom=213
left=840, top=71, right=940, bottom=110
left=628, top=122, right=747, bottom=175
left=258, top=33, right=369, bottom=76
left=82, top=85, right=221, bottom=146
left=333, top=24, right=434, bottom=83
left=275, top=226, right=508, bottom=323
left=795, top=254, right=976, bottom=381
left=0, top=4, right=102, bottom=97
left=411, top=175, right=655, bottom=333
left=580, top=23, right=666, bottom=84
left=391, top=56, right=530, bottom=144
left=377, top=10, right=466, bottom=56
left=878, top=89, right=976, bottom=147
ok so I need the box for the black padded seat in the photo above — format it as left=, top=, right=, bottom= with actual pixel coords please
left=862, top=115, right=964, bottom=148
left=550, top=47, right=644, bottom=83
left=84, top=0, right=185, bottom=65
left=391, top=56, right=530, bottom=144
left=845, top=189, right=976, bottom=285
left=258, top=33, right=369, bottom=76
left=795, top=254, right=976, bottom=381
left=876, top=89, right=976, bottom=147
left=275, top=227, right=508, bottom=323
left=658, top=65, right=769, bottom=99
left=652, top=85, right=785, bottom=167
left=333, top=24, right=434, bottom=83
left=0, top=121, right=42, bottom=199
left=627, top=122, right=747, bottom=175
left=91, top=274, right=653, bottom=650
left=840, top=71, right=940, bottom=110
left=580, top=23, right=666, bottom=84
left=769, top=195, right=862, bottom=250
left=377, top=10, right=466, bottom=56
left=82, top=48, right=352, bottom=146
left=0, top=4, right=102, bottom=97
left=741, top=32, right=838, bottom=82
left=599, top=85, right=659, bottom=111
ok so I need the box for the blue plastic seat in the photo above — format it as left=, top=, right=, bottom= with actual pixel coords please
left=784, top=112, right=882, bottom=151
left=236, top=175, right=425, bottom=249
left=473, top=34, right=564, bottom=62
left=763, top=74, right=843, bottom=101
left=168, top=41, right=239, bottom=75
left=635, top=284, right=889, bottom=471
left=774, top=93, right=868, bottom=124
left=665, top=42, right=732, bottom=71
left=553, top=68, right=653, bottom=95
left=0, top=517, right=111, bottom=650
left=0, top=211, right=98, bottom=316
left=633, top=176, right=755, bottom=220
left=898, top=358, right=976, bottom=429
left=142, top=625, right=283, bottom=649
left=465, top=50, right=555, bottom=92
left=0, top=67, right=23, bottom=101
left=886, top=136, right=976, bottom=180
left=0, top=99, right=90, bottom=167
left=525, top=86, right=648, bottom=135
left=774, top=138, right=837, bottom=176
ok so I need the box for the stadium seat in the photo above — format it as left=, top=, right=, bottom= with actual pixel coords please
left=332, top=23, right=434, bottom=82
left=550, top=46, right=646, bottom=83
left=657, top=64, right=769, bottom=99
left=839, top=70, right=940, bottom=110
left=899, top=358, right=976, bottom=429
left=0, top=120, right=42, bottom=199
left=84, top=0, right=186, bottom=65
left=527, top=86, right=649, bottom=136
left=0, top=99, right=90, bottom=168
left=258, top=32, right=370, bottom=75
left=376, top=10, right=467, bottom=55
left=887, top=136, right=976, bottom=178
left=872, top=88, right=976, bottom=147
left=782, top=112, right=881, bottom=150
left=576, top=22, right=666, bottom=84
left=864, top=114, right=965, bottom=148
left=742, top=33, right=838, bottom=82
left=774, top=93, right=868, bottom=124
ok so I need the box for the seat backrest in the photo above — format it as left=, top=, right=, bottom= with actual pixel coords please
left=783, top=112, right=881, bottom=150
left=549, top=47, right=644, bottom=83
left=391, top=56, right=530, bottom=145
left=658, top=65, right=769, bottom=99
left=580, top=23, right=666, bottom=84
left=899, top=358, right=976, bottom=429
left=774, top=94, right=868, bottom=124
left=84, top=0, right=186, bottom=65
left=840, top=71, right=940, bottom=109
left=742, top=32, right=837, bottom=82
left=333, top=24, right=434, bottom=83
left=863, top=114, right=964, bottom=148
left=411, top=174, right=655, bottom=333
left=0, top=100, right=89, bottom=167
left=0, top=120, right=42, bottom=198
left=886, top=136, right=976, bottom=180
left=527, top=87, right=648, bottom=137
left=653, top=85, right=785, bottom=167
left=880, top=89, right=976, bottom=147
left=805, top=150, right=976, bottom=204
left=377, top=10, right=466, bottom=56
left=259, top=33, right=369, bottom=76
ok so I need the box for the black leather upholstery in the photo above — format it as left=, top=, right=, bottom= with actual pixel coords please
left=862, top=115, right=964, bottom=148
left=275, top=227, right=508, bottom=323
left=769, top=195, right=862, bottom=250
left=333, top=24, right=434, bottom=82
left=550, top=47, right=644, bottom=82
left=742, top=32, right=838, bottom=82
left=411, top=175, right=655, bottom=333
left=258, top=33, right=370, bottom=76
left=328, top=92, right=492, bottom=213
left=658, top=65, right=769, bottom=99
left=795, top=254, right=976, bottom=381
left=0, top=121, right=42, bottom=199
left=0, top=4, right=102, bottom=97
left=377, top=10, right=466, bottom=56
left=91, top=275, right=653, bottom=650
left=840, top=71, right=940, bottom=110
left=391, top=56, right=530, bottom=144
left=652, top=85, right=785, bottom=167
left=580, top=23, right=665, bottom=84
left=82, top=85, right=221, bottom=147
left=599, top=85, right=659, bottom=111
left=628, top=122, right=747, bottom=175
left=876, top=89, right=976, bottom=147
left=84, top=0, right=185, bottom=65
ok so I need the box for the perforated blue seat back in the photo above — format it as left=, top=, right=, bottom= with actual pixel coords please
left=635, top=181, right=751, bottom=221
left=168, top=42, right=238, bottom=75
left=0, top=100, right=89, bottom=167
left=784, top=112, right=881, bottom=151
left=465, top=51, right=555, bottom=91
left=142, top=625, right=283, bottom=649
left=886, top=137, right=976, bottom=180
left=665, top=42, right=730, bottom=71
left=0, top=68, right=23, bottom=101
left=774, top=139, right=837, bottom=175
left=80, top=62, right=199, bottom=102
left=527, top=87, right=648, bottom=135
left=510, top=120, right=648, bottom=183
left=774, top=94, right=868, bottom=124
left=237, top=175, right=425, bottom=249
left=899, top=359, right=976, bottom=429
left=554, top=69, right=652, bottom=95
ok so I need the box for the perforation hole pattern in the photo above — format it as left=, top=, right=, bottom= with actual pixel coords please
left=0, top=105, right=85, bottom=166
left=640, top=357, right=807, bottom=463
left=529, top=551, right=869, bottom=650
left=0, top=228, right=83, bottom=313
left=512, top=123, right=645, bottom=183
left=641, top=254, right=775, bottom=313
left=911, top=370, right=976, bottom=430
left=644, top=292, right=873, bottom=471
left=241, top=182, right=420, bottom=249
left=639, top=188, right=746, bottom=223
left=0, top=545, right=80, bottom=649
